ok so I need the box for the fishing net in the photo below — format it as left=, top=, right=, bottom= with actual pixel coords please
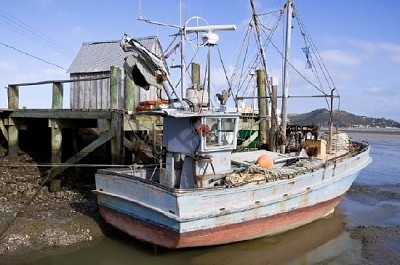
left=225, top=158, right=325, bottom=186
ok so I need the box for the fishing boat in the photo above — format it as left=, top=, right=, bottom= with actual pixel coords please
left=94, top=0, right=371, bottom=248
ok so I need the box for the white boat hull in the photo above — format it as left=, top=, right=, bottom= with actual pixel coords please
left=95, top=144, right=371, bottom=248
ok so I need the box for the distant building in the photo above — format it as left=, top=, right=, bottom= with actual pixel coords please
left=68, top=37, right=164, bottom=110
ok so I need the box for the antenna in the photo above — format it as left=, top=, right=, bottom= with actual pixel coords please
left=138, top=0, right=143, bottom=20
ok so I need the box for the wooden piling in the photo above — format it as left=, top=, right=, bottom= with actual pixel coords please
left=7, top=85, right=19, bottom=110
left=124, top=72, right=135, bottom=112
left=51, top=82, right=63, bottom=165
left=110, top=66, right=124, bottom=165
left=52, top=82, right=63, bottom=109
left=8, top=123, right=18, bottom=157
left=111, top=111, right=123, bottom=165
left=7, top=85, right=19, bottom=157
left=269, top=77, right=278, bottom=151
left=50, top=119, right=62, bottom=164
left=110, top=66, right=121, bottom=110
left=256, top=69, right=267, bottom=145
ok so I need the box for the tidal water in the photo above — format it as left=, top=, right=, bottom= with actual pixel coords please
left=11, top=130, right=400, bottom=265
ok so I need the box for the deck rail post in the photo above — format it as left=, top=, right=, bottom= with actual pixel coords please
left=52, top=82, right=63, bottom=109
left=7, top=85, right=19, bottom=110
left=110, top=66, right=122, bottom=110
left=7, top=85, right=19, bottom=157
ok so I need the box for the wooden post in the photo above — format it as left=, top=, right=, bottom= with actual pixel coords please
left=110, top=66, right=121, bottom=110
left=8, top=85, right=19, bottom=109
left=191, top=63, right=200, bottom=85
left=110, top=66, right=123, bottom=164
left=269, top=76, right=278, bottom=151
left=257, top=69, right=267, bottom=146
left=7, top=85, right=19, bottom=157
left=51, top=82, right=63, bottom=172
left=51, top=119, right=62, bottom=164
left=111, top=111, right=123, bottom=165
left=124, top=71, right=135, bottom=112
left=8, top=122, right=18, bottom=157
left=52, top=82, right=63, bottom=109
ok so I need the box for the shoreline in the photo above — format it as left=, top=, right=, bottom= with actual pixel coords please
left=326, top=127, right=400, bottom=135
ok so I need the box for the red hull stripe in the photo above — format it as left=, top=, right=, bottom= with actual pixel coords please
left=99, top=195, right=344, bottom=248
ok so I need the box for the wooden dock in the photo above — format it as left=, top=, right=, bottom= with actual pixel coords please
left=0, top=66, right=161, bottom=182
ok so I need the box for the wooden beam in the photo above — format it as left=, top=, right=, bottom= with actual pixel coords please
left=8, top=85, right=19, bottom=110
left=10, top=110, right=112, bottom=119
left=47, top=131, right=113, bottom=181
left=0, top=118, right=8, bottom=142
left=123, top=137, right=153, bottom=164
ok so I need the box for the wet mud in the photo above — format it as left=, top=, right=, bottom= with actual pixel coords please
left=0, top=147, right=104, bottom=258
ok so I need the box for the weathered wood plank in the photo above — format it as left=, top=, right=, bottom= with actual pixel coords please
left=10, top=110, right=112, bottom=119
left=47, top=131, right=113, bottom=180
left=0, top=118, right=8, bottom=142
left=123, top=137, right=153, bottom=164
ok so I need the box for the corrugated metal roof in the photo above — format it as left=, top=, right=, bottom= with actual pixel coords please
left=68, top=36, right=162, bottom=74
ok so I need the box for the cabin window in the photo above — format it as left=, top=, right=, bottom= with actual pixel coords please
left=202, top=117, right=237, bottom=150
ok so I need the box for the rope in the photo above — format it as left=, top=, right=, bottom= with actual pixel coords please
left=225, top=158, right=325, bottom=186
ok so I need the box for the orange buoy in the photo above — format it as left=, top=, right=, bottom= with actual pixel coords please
left=256, top=155, right=274, bottom=169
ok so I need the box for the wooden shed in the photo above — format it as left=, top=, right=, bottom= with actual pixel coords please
left=68, top=37, right=165, bottom=110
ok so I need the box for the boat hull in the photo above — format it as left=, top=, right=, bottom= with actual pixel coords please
left=98, top=194, right=343, bottom=248
left=95, top=145, right=371, bottom=248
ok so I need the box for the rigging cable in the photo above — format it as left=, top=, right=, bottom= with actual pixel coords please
left=0, top=41, right=67, bottom=70
left=216, top=44, right=237, bottom=106
left=293, top=5, right=337, bottom=91
left=0, top=8, right=74, bottom=57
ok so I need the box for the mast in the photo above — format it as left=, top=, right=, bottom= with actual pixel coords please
left=281, top=0, right=294, bottom=134
left=250, top=0, right=272, bottom=135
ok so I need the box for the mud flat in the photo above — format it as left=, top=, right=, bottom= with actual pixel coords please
left=0, top=146, right=105, bottom=259
left=345, top=183, right=400, bottom=265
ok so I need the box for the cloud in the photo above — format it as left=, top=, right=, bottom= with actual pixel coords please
left=367, top=86, right=384, bottom=94
left=0, top=60, right=16, bottom=71
left=319, top=49, right=361, bottom=66
left=37, top=0, right=54, bottom=7
left=378, top=42, right=400, bottom=63
left=346, top=39, right=378, bottom=53
left=344, top=39, right=400, bottom=63
left=69, top=26, right=85, bottom=37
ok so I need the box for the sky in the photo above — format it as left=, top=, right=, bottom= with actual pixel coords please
left=1, top=0, right=400, bottom=122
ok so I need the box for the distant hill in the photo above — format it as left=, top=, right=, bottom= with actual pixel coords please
left=288, top=108, right=400, bottom=128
